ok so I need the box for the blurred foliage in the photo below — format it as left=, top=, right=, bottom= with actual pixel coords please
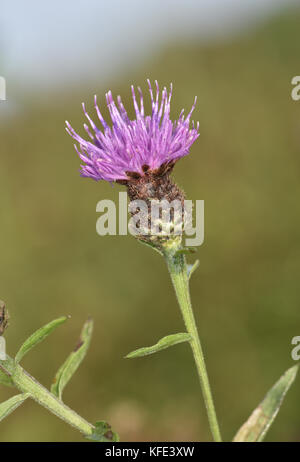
left=0, top=8, right=300, bottom=441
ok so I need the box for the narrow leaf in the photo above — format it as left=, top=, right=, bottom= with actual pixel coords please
left=51, top=318, right=93, bottom=399
left=86, top=421, right=120, bottom=442
left=187, top=260, right=199, bottom=280
left=0, top=393, right=30, bottom=422
left=233, top=365, right=298, bottom=442
left=15, top=316, right=68, bottom=364
left=125, top=333, right=192, bottom=359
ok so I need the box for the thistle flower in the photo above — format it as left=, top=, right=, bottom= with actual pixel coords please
left=66, top=81, right=200, bottom=246
left=65, top=80, right=199, bottom=186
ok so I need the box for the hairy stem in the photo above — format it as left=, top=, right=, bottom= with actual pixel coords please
left=164, top=249, right=222, bottom=442
left=0, top=356, right=94, bottom=436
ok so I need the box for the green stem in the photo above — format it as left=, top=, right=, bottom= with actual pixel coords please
left=164, top=249, right=222, bottom=442
left=0, top=355, right=94, bottom=436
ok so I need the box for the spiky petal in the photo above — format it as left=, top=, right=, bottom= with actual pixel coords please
left=66, top=80, right=200, bottom=182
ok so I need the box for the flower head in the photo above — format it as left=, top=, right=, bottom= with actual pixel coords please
left=66, top=80, right=199, bottom=182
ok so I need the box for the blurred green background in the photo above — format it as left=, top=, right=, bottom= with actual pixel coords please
left=1, top=2, right=300, bottom=442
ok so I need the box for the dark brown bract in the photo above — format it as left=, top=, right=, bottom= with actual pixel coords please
left=118, top=162, right=185, bottom=205
left=117, top=163, right=186, bottom=246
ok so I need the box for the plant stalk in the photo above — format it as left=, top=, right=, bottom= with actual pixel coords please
left=0, top=355, right=94, bottom=436
left=164, top=249, right=222, bottom=442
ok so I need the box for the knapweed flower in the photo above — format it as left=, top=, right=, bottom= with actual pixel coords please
left=66, top=81, right=200, bottom=245
left=66, top=80, right=199, bottom=185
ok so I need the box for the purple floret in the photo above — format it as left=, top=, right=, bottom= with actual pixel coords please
left=66, top=80, right=199, bottom=182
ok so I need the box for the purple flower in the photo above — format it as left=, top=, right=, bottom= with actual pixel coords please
left=66, top=80, right=199, bottom=182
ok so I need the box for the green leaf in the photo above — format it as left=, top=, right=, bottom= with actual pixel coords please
left=233, top=365, right=298, bottom=442
left=15, top=316, right=68, bottom=364
left=51, top=318, right=93, bottom=399
left=85, top=421, right=120, bottom=442
left=187, top=260, right=199, bottom=280
left=0, top=393, right=30, bottom=422
left=125, top=333, right=192, bottom=358
left=0, top=367, right=14, bottom=387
